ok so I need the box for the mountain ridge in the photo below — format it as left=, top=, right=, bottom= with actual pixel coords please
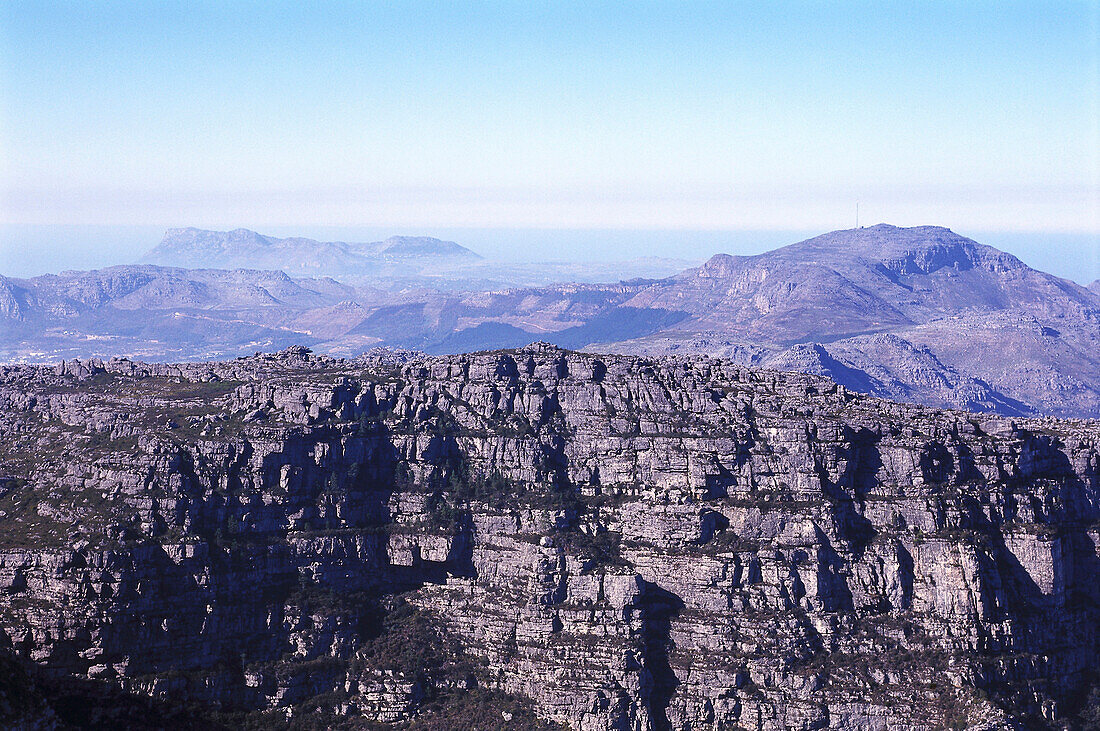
left=139, top=227, right=691, bottom=289
left=591, top=225, right=1100, bottom=416
left=4, top=224, right=1099, bottom=419
left=140, top=227, right=482, bottom=276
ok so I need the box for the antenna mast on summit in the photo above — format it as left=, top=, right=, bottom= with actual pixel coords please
left=856, top=202, right=860, bottom=229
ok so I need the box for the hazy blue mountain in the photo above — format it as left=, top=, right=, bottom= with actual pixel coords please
left=361, top=235, right=479, bottom=260
left=137, top=227, right=694, bottom=289
left=140, top=228, right=480, bottom=277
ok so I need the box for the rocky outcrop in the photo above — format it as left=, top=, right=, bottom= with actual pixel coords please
left=0, top=344, right=1098, bottom=729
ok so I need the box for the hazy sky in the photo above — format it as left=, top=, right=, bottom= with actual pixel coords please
left=1, top=1, right=1098, bottom=234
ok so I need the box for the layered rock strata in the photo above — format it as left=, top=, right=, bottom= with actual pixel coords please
left=0, top=344, right=1097, bottom=729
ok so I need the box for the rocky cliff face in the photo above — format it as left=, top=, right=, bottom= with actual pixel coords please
left=0, top=345, right=1098, bottom=730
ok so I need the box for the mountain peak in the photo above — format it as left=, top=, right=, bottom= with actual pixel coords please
left=796, top=223, right=964, bottom=251
left=697, top=253, right=740, bottom=277
left=771, top=224, right=1025, bottom=276
left=372, top=236, right=481, bottom=259
left=163, top=226, right=261, bottom=238
left=689, top=225, right=1011, bottom=282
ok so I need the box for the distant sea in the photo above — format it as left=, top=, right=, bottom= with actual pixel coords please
left=1, top=224, right=1096, bottom=285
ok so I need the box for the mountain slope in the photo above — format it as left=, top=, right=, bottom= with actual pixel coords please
left=618, top=224, right=1098, bottom=344
left=0, top=265, right=370, bottom=362
left=374, top=224, right=1100, bottom=417
left=4, top=225, right=1099, bottom=418
left=595, top=225, right=1100, bottom=417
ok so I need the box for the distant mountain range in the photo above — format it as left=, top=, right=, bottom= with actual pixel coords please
left=3, top=224, right=1099, bottom=418
left=0, top=266, right=360, bottom=361
left=139, top=227, right=695, bottom=289
left=140, top=228, right=481, bottom=276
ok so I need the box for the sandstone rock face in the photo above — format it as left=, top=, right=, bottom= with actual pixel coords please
left=0, top=344, right=1097, bottom=729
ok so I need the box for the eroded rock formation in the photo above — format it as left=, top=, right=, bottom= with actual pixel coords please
left=0, top=344, right=1097, bottom=729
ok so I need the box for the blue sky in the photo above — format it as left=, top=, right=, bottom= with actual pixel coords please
left=1, top=1, right=1098, bottom=236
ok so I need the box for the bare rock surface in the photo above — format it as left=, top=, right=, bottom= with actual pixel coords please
left=1, top=344, right=1099, bottom=729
